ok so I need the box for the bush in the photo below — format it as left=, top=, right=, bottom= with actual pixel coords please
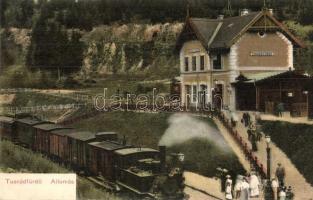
left=56, top=76, right=81, bottom=89
left=0, top=141, right=67, bottom=173
left=0, top=65, right=57, bottom=88
left=307, top=30, right=313, bottom=42
left=168, top=139, right=245, bottom=178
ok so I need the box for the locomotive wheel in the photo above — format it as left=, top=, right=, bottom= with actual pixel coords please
left=161, top=178, right=179, bottom=196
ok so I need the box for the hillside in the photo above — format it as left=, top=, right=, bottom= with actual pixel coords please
left=1, top=0, right=313, bottom=85
left=1, top=22, right=182, bottom=80
left=80, top=23, right=182, bottom=79
left=1, top=18, right=312, bottom=88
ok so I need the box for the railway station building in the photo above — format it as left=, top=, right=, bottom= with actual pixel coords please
left=176, top=9, right=313, bottom=117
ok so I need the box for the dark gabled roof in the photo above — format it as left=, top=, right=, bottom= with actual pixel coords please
left=16, top=117, right=46, bottom=126
left=0, top=116, right=14, bottom=124
left=188, top=12, right=261, bottom=50
left=210, top=12, right=261, bottom=49
left=188, top=18, right=220, bottom=47
left=67, top=131, right=96, bottom=141
left=89, top=141, right=129, bottom=151
left=177, top=10, right=305, bottom=51
left=34, top=123, right=70, bottom=131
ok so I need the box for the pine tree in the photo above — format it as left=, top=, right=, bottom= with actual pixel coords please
left=67, top=30, right=84, bottom=69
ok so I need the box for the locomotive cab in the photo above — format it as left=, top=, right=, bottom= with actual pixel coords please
left=114, top=146, right=186, bottom=199
left=114, top=147, right=160, bottom=194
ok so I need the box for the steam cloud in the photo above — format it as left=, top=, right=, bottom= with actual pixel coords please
left=158, top=113, right=229, bottom=150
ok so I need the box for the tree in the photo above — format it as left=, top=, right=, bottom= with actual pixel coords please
left=66, top=30, right=84, bottom=69
left=26, top=12, right=68, bottom=69
left=27, top=8, right=83, bottom=73
left=298, top=0, right=313, bottom=25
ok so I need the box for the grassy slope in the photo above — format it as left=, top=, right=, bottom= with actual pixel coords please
left=71, top=111, right=245, bottom=177
left=0, top=140, right=122, bottom=200
left=261, top=120, right=313, bottom=185
left=72, top=111, right=170, bottom=148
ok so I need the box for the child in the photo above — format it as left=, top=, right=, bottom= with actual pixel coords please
left=225, top=182, right=233, bottom=200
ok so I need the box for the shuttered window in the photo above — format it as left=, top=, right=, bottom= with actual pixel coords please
left=213, top=54, right=222, bottom=70
left=184, top=57, right=189, bottom=72
left=200, top=55, right=205, bottom=70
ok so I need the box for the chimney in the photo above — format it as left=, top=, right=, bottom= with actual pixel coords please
left=217, top=15, right=224, bottom=20
left=122, top=135, right=126, bottom=145
left=159, top=146, right=166, bottom=173
left=268, top=9, right=274, bottom=16
left=240, top=9, right=249, bottom=16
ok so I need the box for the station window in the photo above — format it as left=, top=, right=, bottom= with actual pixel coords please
left=192, top=85, right=197, bottom=102
left=200, top=55, right=205, bottom=70
left=192, top=56, right=197, bottom=71
left=213, top=54, right=222, bottom=70
left=184, top=57, right=189, bottom=72
left=185, top=85, right=191, bottom=95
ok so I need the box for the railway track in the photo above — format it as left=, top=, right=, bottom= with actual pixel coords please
left=184, top=185, right=223, bottom=200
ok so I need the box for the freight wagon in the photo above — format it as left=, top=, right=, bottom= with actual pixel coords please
left=0, top=116, right=15, bottom=141
left=33, top=123, right=70, bottom=154
left=67, top=131, right=118, bottom=172
left=49, top=128, right=76, bottom=162
left=88, top=141, right=131, bottom=180
left=15, top=117, right=49, bottom=148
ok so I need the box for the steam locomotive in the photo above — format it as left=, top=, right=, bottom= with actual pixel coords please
left=0, top=114, right=186, bottom=199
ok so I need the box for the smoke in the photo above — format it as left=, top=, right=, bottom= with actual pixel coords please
left=158, top=113, right=229, bottom=150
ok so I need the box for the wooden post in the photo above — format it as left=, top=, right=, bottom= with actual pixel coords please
left=58, top=67, right=61, bottom=81
left=279, top=81, right=282, bottom=102
left=256, top=87, right=259, bottom=111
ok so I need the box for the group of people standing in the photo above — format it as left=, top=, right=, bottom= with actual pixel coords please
left=223, top=171, right=262, bottom=200
left=223, top=166, right=293, bottom=200
left=242, top=112, right=262, bottom=152
left=222, top=111, right=295, bottom=199
left=271, top=163, right=294, bottom=200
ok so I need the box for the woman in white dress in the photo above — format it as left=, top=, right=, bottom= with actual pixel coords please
left=226, top=182, right=233, bottom=200
left=249, top=173, right=260, bottom=197
left=234, top=175, right=243, bottom=199
left=240, top=177, right=250, bottom=200
left=225, top=175, right=233, bottom=200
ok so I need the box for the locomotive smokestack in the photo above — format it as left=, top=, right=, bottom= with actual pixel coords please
left=159, top=145, right=166, bottom=172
